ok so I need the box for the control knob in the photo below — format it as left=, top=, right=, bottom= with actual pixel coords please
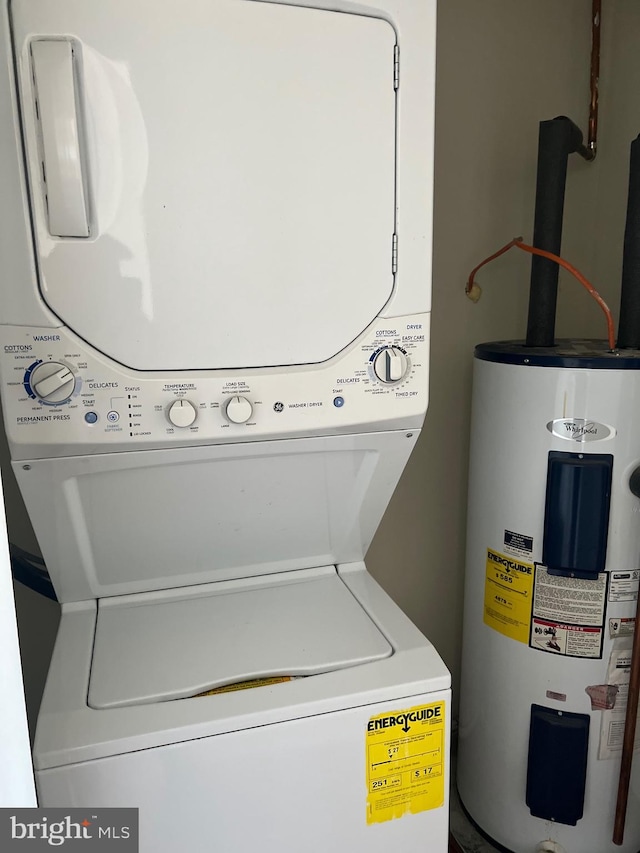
left=168, top=399, right=197, bottom=428
left=28, top=361, right=75, bottom=403
left=372, top=347, right=408, bottom=383
left=225, top=396, right=253, bottom=424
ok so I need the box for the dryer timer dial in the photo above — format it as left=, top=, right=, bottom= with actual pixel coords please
left=373, top=347, right=408, bottom=383
left=27, top=362, right=75, bottom=404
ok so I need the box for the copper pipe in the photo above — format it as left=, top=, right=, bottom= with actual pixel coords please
left=589, top=0, right=601, bottom=155
left=612, top=590, right=640, bottom=844
left=579, top=0, right=601, bottom=161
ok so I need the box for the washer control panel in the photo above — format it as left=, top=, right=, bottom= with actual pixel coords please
left=0, top=315, right=429, bottom=458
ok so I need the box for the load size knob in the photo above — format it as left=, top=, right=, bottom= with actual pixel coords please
left=29, top=361, right=75, bottom=403
left=225, top=395, right=253, bottom=424
left=373, top=347, right=408, bottom=383
left=167, top=399, right=197, bottom=428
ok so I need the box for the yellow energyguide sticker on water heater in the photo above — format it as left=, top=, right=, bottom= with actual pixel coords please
left=483, top=548, right=534, bottom=644
left=366, top=701, right=445, bottom=825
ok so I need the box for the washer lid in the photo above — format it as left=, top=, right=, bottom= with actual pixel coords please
left=13, top=0, right=396, bottom=370
left=88, top=566, right=393, bottom=709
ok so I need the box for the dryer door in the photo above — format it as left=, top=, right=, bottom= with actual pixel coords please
left=13, top=0, right=396, bottom=370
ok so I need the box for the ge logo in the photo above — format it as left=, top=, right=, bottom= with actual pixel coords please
left=273, top=402, right=284, bottom=413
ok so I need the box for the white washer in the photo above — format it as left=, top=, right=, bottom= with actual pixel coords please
left=0, top=0, right=448, bottom=850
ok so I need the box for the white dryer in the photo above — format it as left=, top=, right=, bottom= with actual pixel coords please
left=0, top=0, right=448, bottom=850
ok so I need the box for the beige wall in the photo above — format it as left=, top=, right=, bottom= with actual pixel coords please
left=368, top=0, right=600, bottom=711
left=9, top=0, right=629, bottom=730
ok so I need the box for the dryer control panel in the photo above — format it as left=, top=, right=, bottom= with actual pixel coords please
left=0, top=315, right=429, bottom=459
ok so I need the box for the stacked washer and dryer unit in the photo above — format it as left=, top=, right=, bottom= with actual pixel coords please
left=0, top=0, right=448, bottom=850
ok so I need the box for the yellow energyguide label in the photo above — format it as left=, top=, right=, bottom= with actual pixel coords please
left=366, top=701, right=445, bottom=824
left=483, top=548, right=534, bottom=644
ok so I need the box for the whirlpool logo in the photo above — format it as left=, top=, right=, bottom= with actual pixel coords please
left=1, top=809, right=138, bottom=850
left=546, top=418, right=614, bottom=442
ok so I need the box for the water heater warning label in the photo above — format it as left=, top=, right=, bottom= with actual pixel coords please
left=529, top=565, right=606, bottom=659
left=483, top=549, right=534, bottom=644
left=530, top=618, right=603, bottom=658
left=365, top=701, right=445, bottom=825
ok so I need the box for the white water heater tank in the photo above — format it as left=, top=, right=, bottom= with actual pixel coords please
left=458, top=340, right=640, bottom=853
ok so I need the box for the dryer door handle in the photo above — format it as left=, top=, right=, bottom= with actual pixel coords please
left=31, top=40, right=89, bottom=238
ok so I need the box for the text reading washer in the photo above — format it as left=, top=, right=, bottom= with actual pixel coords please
left=0, top=0, right=448, bottom=850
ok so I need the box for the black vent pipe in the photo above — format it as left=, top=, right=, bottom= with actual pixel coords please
left=526, top=117, right=584, bottom=347
left=617, top=134, right=640, bottom=349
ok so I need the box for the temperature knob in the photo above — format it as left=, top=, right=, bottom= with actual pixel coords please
left=167, top=399, right=197, bottom=428
left=225, top=396, right=253, bottom=424
left=29, top=361, right=75, bottom=403
left=373, top=347, right=408, bottom=383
